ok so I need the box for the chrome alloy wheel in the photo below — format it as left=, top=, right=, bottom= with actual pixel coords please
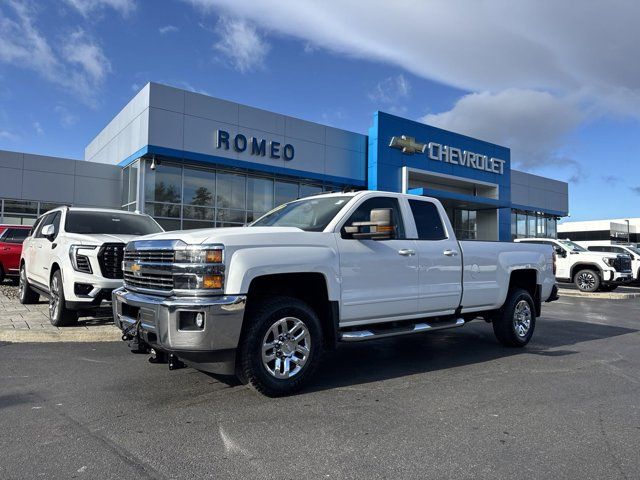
left=577, top=272, right=596, bottom=291
left=19, top=267, right=26, bottom=298
left=513, top=299, right=532, bottom=338
left=49, top=275, right=60, bottom=320
left=261, top=317, right=311, bottom=379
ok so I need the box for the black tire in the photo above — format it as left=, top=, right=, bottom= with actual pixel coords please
left=493, top=288, right=536, bottom=348
left=599, top=285, right=618, bottom=292
left=49, top=270, right=78, bottom=327
left=18, top=264, right=39, bottom=304
left=574, top=269, right=600, bottom=293
left=237, top=296, right=323, bottom=397
left=0, top=264, right=5, bottom=283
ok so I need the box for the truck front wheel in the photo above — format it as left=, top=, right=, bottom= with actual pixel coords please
left=493, top=288, right=536, bottom=347
left=49, top=270, right=78, bottom=327
left=574, top=269, right=600, bottom=292
left=237, top=296, right=323, bottom=396
left=18, top=264, right=39, bottom=304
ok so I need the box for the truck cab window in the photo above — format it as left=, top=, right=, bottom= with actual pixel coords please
left=344, top=197, right=405, bottom=239
left=408, top=200, right=446, bottom=240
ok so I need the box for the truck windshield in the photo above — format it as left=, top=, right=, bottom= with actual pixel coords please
left=557, top=240, right=587, bottom=252
left=65, top=212, right=163, bottom=235
left=627, top=246, right=640, bottom=256
left=251, top=196, right=351, bottom=232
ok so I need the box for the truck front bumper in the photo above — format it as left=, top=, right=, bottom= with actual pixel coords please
left=112, top=287, right=246, bottom=375
left=603, top=270, right=633, bottom=284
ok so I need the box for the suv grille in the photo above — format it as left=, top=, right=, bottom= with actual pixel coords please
left=123, top=248, right=175, bottom=291
left=614, top=255, right=632, bottom=273
left=98, top=243, right=125, bottom=279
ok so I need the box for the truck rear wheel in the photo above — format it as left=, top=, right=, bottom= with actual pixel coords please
left=237, top=296, right=323, bottom=397
left=574, top=269, right=600, bottom=292
left=18, top=264, right=39, bottom=305
left=493, top=288, right=536, bottom=347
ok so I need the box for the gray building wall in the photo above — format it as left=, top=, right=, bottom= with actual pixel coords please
left=511, top=170, right=569, bottom=215
left=0, top=149, right=121, bottom=208
left=85, top=82, right=367, bottom=183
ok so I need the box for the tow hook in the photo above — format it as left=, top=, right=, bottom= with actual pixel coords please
left=168, top=354, right=185, bottom=370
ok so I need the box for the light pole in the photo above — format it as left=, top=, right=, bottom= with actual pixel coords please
left=625, top=219, right=630, bottom=244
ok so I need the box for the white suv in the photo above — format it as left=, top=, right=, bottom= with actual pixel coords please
left=586, top=244, right=640, bottom=282
left=19, top=207, right=163, bottom=326
left=515, top=238, right=633, bottom=292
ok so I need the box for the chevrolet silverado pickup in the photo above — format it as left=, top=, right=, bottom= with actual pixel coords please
left=113, top=191, right=558, bottom=396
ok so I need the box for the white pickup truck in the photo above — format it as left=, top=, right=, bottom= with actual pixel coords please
left=113, top=191, right=558, bottom=396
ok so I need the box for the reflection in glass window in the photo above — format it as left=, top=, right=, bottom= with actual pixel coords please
left=300, top=184, right=322, bottom=198
left=216, top=208, right=246, bottom=224
left=217, top=173, right=246, bottom=210
left=130, top=162, right=138, bottom=203
left=145, top=202, right=180, bottom=218
left=122, top=166, right=130, bottom=206
left=247, top=177, right=273, bottom=212
left=4, top=200, right=38, bottom=215
left=184, top=168, right=214, bottom=206
left=183, top=205, right=214, bottom=221
left=275, top=181, right=298, bottom=206
left=145, top=162, right=182, bottom=204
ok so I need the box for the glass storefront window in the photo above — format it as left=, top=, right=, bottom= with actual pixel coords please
left=247, top=177, right=273, bottom=212
left=184, top=167, right=215, bottom=207
left=516, top=213, right=527, bottom=237
left=145, top=202, right=180, bottom=218
left=4, top=200, right=38, bottom=215
left=511, top=212, right=517, bottom=239
left=129, top=162, right=138, bottom=203
left=183, top=205, right=214, bottom=221
left=511, top=210, right=558, bottom=240
left=122, top=166, right=130, bottom=206
left=145, top=162, right=182, bottom=204
left=275, top=181, right=298, bottom=206
left=300, top=184, right=322, bottom=198
left=217, top=173, right=246, bottom=210
left=216, top=208, right=246, bottom=224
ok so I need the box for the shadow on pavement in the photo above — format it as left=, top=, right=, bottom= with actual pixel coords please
left=302, top=318, right=638, bottom=393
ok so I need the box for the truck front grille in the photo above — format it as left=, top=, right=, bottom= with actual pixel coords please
left=614, top=256, right=632, bottom=272
left=123, top=247, right=175, bottom=292
left=98, top=243, right=125, bottom=279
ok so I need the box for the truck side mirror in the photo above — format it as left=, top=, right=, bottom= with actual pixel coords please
left=41, top=224, right=56, bottom=240
left=554, top=246, right=566, bottom=258
left=344, top=208, right=395, bottom=240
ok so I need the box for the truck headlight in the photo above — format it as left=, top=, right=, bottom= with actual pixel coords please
left=69, top=245, right=97, bottom=273
left=603, top=257, right=614, bottom=267
left=172, top=244, right=225, bottom=291
left=174, top=245, right=223, bottom=264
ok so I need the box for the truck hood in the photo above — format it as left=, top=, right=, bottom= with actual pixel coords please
left=572, top=251, right=619, bottom=260
left=63, top=232, right=141, bottom=246
left=134, top=226, right=306, bottom=245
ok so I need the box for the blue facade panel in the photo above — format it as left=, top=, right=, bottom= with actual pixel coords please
left=369, top=111, right=513, bottom=240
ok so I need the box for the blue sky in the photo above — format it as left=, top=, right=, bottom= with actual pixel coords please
left=0, top=0, right=639, bottom=221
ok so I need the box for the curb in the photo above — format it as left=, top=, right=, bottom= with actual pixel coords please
left=0, top=327, right=122, bottom=343
left=558, top=290, right=640, bottom=300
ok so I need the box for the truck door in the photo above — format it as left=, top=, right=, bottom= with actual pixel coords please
left=407, top=199, right=463, bottom=315
left=336, top=196, right=419, bottom=324
left=548, top=240, right=571, bottom=279
left=31, top=212, right=61, bottom=286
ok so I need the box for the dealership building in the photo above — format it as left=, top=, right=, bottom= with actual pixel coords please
left=558, top=218, right=640, bottom=246
left=0, top=82, right=568, bottom=240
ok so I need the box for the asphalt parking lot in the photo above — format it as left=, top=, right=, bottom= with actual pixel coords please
left=1, top=295, right=639, bottom=480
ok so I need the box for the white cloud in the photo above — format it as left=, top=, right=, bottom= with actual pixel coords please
left=212, top=18, right=270, bottom=73
left=159, top=25, right=179, bottom=35
left=420, top=89, right=583, bottom=170
left=54, top=105, right=78, bottom=127
left=0, top=129, right=19, bottom=141
left=33, top=121, right=44, bottom=135
left=368, top=74, right=410, bottom=104
left=0, top=2, right=111, bottom=106
left=63, top=0, right=136, bottom=17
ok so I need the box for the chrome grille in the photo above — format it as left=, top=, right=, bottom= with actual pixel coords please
left=123, top=271, right=174, bottom=290
left=123, top=250, right=174, bottom=263
left=98, top=243, right=125, bottom=279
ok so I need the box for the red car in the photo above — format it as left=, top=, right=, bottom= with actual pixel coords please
left=0, top=225, right=32, bottom=283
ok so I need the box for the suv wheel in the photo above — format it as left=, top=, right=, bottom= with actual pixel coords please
left=237, top=296, right=323, bottom=396
left=574, top=269, right=600, bottom=293
left=18, top=264, right=39, bottom=304
left=49, top=270, right=78, bottom=327
left=493, top=288, right=536, bottom=347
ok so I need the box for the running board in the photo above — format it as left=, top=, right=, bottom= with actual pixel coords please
left=339, top=318, right=465, bottom=342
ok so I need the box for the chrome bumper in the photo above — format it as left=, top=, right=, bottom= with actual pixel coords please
left=112, top=287, right=246, bottom=373
left=606, top=271, right=633, bottom=283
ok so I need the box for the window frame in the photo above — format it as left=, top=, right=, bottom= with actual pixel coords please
left=407, top=199, right=448, bottom=241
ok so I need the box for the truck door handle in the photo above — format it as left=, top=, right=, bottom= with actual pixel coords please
left=398, top=249, right=415, bottom=256
left=443, top=249, right=458, bottom=257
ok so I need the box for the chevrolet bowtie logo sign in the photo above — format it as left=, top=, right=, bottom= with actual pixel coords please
left=388, top=134, right=507, bottom=175
left=131, top=263, right=141, bottom=276
left=389, top=135, right=425, bottom=155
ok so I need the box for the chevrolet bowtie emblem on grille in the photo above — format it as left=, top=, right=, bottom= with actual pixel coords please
left=389, top=135, right=426, bottom=155
left=130, top=263, right=141, bottom=276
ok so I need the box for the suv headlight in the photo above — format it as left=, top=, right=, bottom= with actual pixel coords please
left=603, top=257, right=615, bottom=267
left=69, top=245, right=97, bottom=274
left=173, top=244, right=224, bottom=291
